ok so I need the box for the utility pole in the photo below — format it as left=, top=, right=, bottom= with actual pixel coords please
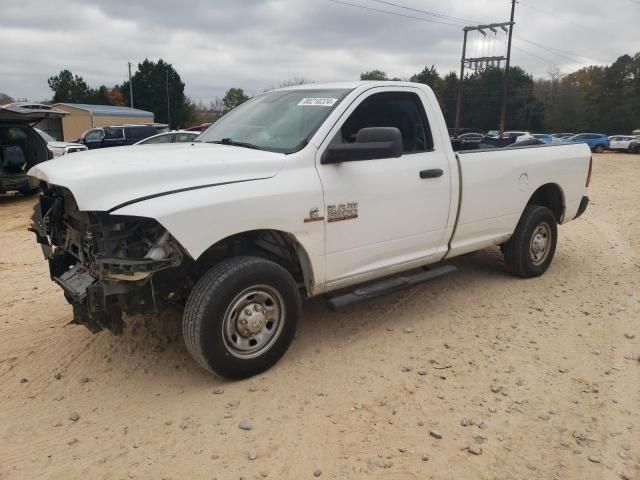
left=166, top=70, right=171, bottom=129
left=454, top=8, right=514, bottom=138
left=453, top=29, right=468, bottom=138
left=128, top=62, right=134, bottom=108
left=499, top=0, right=517, bottom=137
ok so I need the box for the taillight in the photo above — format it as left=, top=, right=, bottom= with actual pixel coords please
left=586, top=156, right=593, bottom=187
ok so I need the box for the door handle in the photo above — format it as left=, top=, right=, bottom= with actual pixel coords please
left=419, top=169, right=444, bottom=179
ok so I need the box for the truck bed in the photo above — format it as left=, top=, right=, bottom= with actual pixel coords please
left=449, top=142, right=591, bottom=257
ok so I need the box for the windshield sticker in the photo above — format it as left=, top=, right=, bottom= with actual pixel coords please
left=298, top=97, right=338, bottom=107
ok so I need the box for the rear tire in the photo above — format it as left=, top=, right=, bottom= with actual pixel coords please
left=183, top=256, right=301, bottom=379
left=503, top=205, right=558, bottom=278
left=594, top=144, right=605, bottom=153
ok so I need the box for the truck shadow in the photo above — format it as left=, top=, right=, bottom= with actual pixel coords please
left=105, top=248, right=511, bottom=385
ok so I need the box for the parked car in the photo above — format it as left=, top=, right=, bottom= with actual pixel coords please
left=629, top=139, right=640, bottom=154
left=608, top=135, right=638, bottom=152
left=79, top=124, right=167, bottom=149
left=552, top=133, right=574, bottom=139
left=486, top=130, right=499, bottom=137
left=185, top=123, right=213, bottom=132
left=457, top=132, right=484, bottom=145
left=35, top=128, right=87, bottom=158
left=566, top=133, right=609, bottom=153
left=29, top=81, right=591, bottom=379
left=532, top=134, right=567, bottom=144
left=135, top=130, right=200, bottom=145
left=532, top=134, right=553, bottom=144
left=503, top=130, right=532, bottom=139
left=0, top=103, right=67, bottom=194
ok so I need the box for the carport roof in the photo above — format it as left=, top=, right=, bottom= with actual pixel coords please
left=55, top=103, right=153, bottom=118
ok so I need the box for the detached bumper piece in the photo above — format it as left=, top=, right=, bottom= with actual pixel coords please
left=574, top=196, right=589, bottom=220
left=54, top=264, right=126, bottom=335
left=55, top=264, right=95, bottom=303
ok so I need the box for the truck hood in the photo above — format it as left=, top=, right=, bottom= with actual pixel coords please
left=28, top=142, right=286, bottom=211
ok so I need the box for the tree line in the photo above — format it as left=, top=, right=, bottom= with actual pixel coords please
left=41, top=52, right=640, bottom=133
left=362, top=51, right=640, bottom=134
left=45, top=59, right=254, bottom=129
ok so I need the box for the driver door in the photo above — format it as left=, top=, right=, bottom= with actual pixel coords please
left=316, top=88, right=452, bottom=286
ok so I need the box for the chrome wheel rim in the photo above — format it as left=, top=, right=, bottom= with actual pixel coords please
left=222, top=285, right=285, bottom=359
left=530, top=222, right=552, bottom=266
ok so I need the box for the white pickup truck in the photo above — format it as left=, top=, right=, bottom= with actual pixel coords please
left=28, top=81, right=592, bottom=379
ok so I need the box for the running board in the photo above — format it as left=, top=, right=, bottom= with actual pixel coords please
left=326, top=265, right=458, bottom=311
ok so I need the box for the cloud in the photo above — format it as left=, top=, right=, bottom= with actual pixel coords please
left=0, top=0, right=635, bottom=103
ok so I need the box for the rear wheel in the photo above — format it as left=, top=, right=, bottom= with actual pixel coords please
left=503, top=205, right=558, bottom=278
left=594, top=144, right=605, bottom=153
left=183, top=256, right=301, bottom=379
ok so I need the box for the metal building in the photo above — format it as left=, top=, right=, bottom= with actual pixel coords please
left=43, top=103, right=154, bottom=141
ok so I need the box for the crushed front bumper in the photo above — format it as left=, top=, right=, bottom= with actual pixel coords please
left=30, top=186, right=184, bottom=335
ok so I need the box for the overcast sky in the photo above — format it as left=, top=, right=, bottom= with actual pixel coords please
left=0, top=0, right=637, bottom=104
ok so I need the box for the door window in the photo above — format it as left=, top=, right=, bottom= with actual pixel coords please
left=176, top=133, right=197, bottom=142
left=339, top=92, right=433, bottom=154
left=125, top=127, right=155, bottom=140
left=104, top=128, right=124, bottom=140
left=84, top=129, right=104, bottom=142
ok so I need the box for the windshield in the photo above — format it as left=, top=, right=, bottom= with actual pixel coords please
left=35, top=128, right=56, bottom=143
left=197, top=88, right=352, bottom=153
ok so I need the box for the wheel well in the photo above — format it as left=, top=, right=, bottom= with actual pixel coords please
left=527, top=184, right=565, bottom=223
left=192, top=230, right=313, bottom=295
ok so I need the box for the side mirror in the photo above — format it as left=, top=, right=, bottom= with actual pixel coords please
left=321, top=127, right=403, bottom=164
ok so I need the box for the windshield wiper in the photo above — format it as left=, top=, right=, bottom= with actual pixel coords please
left=208, top=138, right=261, bottom=150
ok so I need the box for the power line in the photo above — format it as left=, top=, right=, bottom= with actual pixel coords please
left=325, top=0, right=462, bottom=27
left=512, top=43, right=560, bottom=67
left=326, top=0, right=611, bottom=71
left=328, top=0, right=561, bottom=66
left=515, top=37, right=582, bottom=64
left=363, top=0, right=617, bottom=66
left=514, top=36, right=612, bottom=64
left=367, top=0, right=479, bottom=25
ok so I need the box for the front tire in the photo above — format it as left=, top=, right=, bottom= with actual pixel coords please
left=183, top=256, right=301, bottom=379
left=503, top=205, right=558, bottom=278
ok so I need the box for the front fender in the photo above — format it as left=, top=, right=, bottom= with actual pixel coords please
left=112, top=169, right=326, bottom=290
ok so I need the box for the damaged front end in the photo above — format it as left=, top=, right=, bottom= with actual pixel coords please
left=30, top=184, right=187, bottom=334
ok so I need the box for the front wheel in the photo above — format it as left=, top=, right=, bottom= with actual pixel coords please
left=502, top=205, right=558, bottom=278
left=594, top=144, right=605, bottom=153
left=183, top=256, right=301, bottom=379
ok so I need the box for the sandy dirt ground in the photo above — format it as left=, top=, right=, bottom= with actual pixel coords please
left=0, top=153, right=638, bottom=480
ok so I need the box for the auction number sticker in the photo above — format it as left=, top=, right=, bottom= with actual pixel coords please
left=298, top=97, right=338, bottom=107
